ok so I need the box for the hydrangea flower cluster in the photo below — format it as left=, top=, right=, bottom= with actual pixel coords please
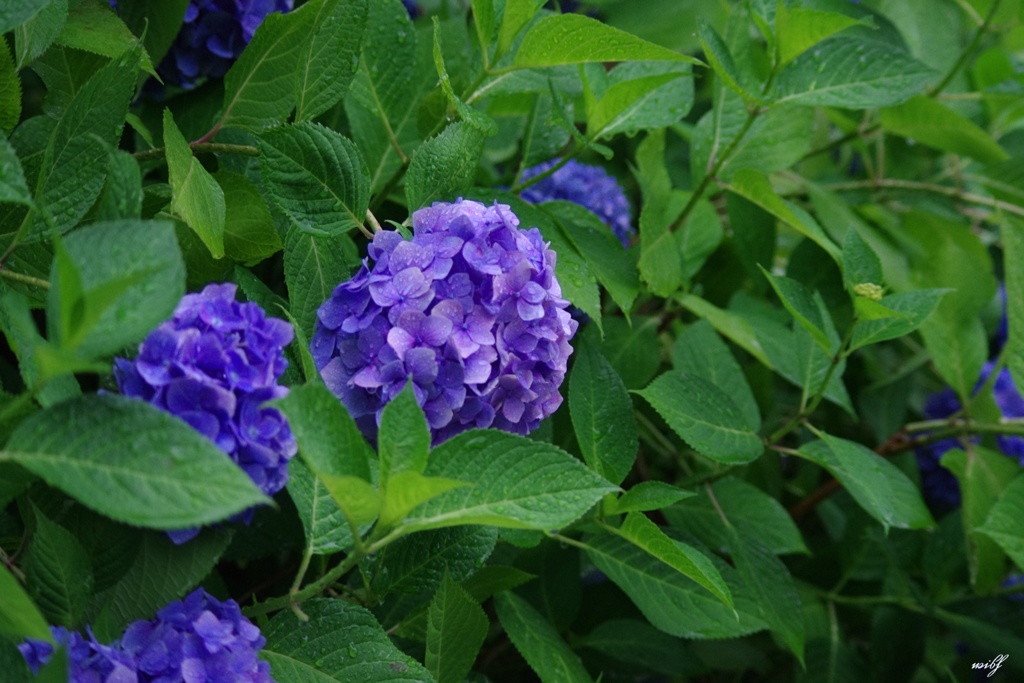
left=311, top=199, right=577, bottom=443
left=148, top=0, right=294, bottom=89
left=19, top=589, right=273, bottom=682
left=115, top=283, right=296, bottom=542
left=520, top=159, right=634, bottom=247
left=915, top=361, right=1024, bottom=509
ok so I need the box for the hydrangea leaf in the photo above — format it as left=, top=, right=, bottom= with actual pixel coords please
left=55, top=0, right=155, bottom=76
left=379, top=471, right=469, bottom=530
left=841, top=228, right=883, bottom=292
left=796, top=433, right=935, bottom=531
left=0, top=395, right=270, bottom=529
left=0, top=563, right=51, bottom=641
left=495, top=0, right=544, bottom=60
left=89, top=529, right=232, bottom=643
left=584, top=532, right=767, bottom=639
left=164, top=109, right=226, bottom=259
left=495, top=591, right=593, bottom=683
left=283, top=227, right=359, bottom=340
left=774, top=36, right=934, bottom=108
left=426, top=573, right=488, bottom=683
left=262, top=599, right=433, bottom=683
left=576, top=619, right=702, bottom=677
left=637, top=372, right=764, bottom=464
left=880, top=96, right=1008, bottom=164
left=13, top=0, right=67, bottom=68
left=585, top=66, right=691, bottom=139
left=286, top=458, right=355, bottom=556
left=673, top=320, right=760, bottom=429
left=583, top=316, right=660, bottom=391
left=1006, top=216, right=1024, bottom=390
left=379, top=384, right=431, bottom=482
left=664, top=477, right=808, bottom=556
left=514, top=14, right=701, bottom=67
left=95, top=150, right=142, bottom=221
left=697, top=18, right=757, bottom=104
left=24, top=504, right=93, bottom=629
left=606, top=481, right=695, bottom=515
left=0, top=38, right=21, bottom=136
left=569, top=338, right=637, bottom=486
left=259, top=122, right=370, bottom=237
left=0, top=0, right=52, bottom=34
left=470, top=0, right=495, bottom=56
left=974, top=466, right=1024, bottom=574
left=30, top=45, right=139, bottom=240
left=399, top=430, right=618, bottom=533
left=775, top=3, right=870, bottom=66
left=215, top=170, right=282, bottom=266
left=294, top=0, right=368, bottom=123
left=112, top=0, right=189, bottom=68
left=849, top=289, right=947, bottom=351
left=760, top=268, right=834, bottom=355
left=405, top=122, right=485, bottom=211
left=0, top=136, right=32, bottom=207
left=677, top=294, right=771, bottom=369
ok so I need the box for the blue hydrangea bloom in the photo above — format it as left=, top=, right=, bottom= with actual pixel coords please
left=19, top=627, right=137, bottom=681
left=916, top=361, right=1024, bottom=509
left=311, top=199, right=578, bottom=444
left=115, top=283, right=297, bottom=542
left=151, top=0, right=294, bottom=89
left=19, top=589, right=272, bottom=682
left=520, top=159, right=634, bottom=247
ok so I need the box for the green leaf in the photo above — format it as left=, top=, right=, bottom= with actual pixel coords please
left=577, top=619, right=701, bottom=677
left=0, top=563, right=51, bottom=641
left=0, top=136, right=32, bottom=207
left=665, top=477, right=808, bottom=556
left=95, top=149, right=142, bottom=221
left=849, top=289, right=946, bottom=351
left=263, top=599, right=433, bottom=683
left=0, top=394, right=269, bottom=529
left=569, top=338, right=638, bottom=486
left=727, top=529, right=804, bottom=661
left=379, top=471, right=468, bottom=530
left=399, top=430, right=618, bottom=533
left=405, top=122, right=485, bottom=211
left=774, top=36, right=934, bottom=108
left=471, top=0, right=495, bottom=56
left=841, top=228, right=883, bottom=292
left=379, top=384, right=431, bottom=482
left=0, top=38, right=21, bottom=136
left=677, top=294, right=771, bottom=369
left=113, top=0, right=188, bottom=68
left=977, top=471, right=1024, bottom=574
left=543, top=200, right=640, bottom=314
left=880, top=95, right=1008, bottom=164
left=214, top=170, right=281, bottom=265
left=55, top=0, right=155, bottom=75
left=761, top=268, right=834, bottom=354
left=431, top=17, right=498, bottom=136
left=775, top=4, right=868, bottom=66
left=1007, top=215, right=1024, bottom=390
left=495, top=591, right=593, bottom=683
left=607, top=481, right=695, bottom=515
left=294, top=0, right=368, bottom=122
left=637, top=372, right=764, bottom=464
left=727, top=169, right=840, bottom=263
left=25, top=504, right=92, bottom=628
left=585, top=64, right=692, bottom=139
left=585, top=532, right=767, bottom=639
left=259, top=122, right=370, bottom=238
left=496, top=0, right=544, bottom=60
left=46, top=219, right=185, bottom=360
left=275, top=384, right=378, bottom=525
left=672, top=320, right=759, bottom=429
left=426, top=574, right=488, bottom=683
left=371, top=526, right=497, bottom=599
left=615, top=512, right=733, bottom=608
left=1, top=0, right=52, bottom=34
left=32, top=45, right=138, bottom=238
left=698, top=18, right=756, bottom=104
left=943, top=448, right=1021, bottom=590
left=286, top=459, right=354, bottom=556
left=90, top=529, right=231, bottom=642
left=14, top=0, right=67, bottom=68
left=283, top=227, right=358, bottom=339
left=163, top=108, right=225, bottom=259
left=219, top=3, right=314, bottom=129
left=796, top=433, right=935, bottom=531
left=514, top=14, right=700, bottom=67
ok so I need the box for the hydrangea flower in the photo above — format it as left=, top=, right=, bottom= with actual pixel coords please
left=915, top=361, right=1024, bottom=509
left=311, top=199, right=577, bottom=443
left=519, top=159, right=634, bottom=247
left=19, top=589, right=273, bottom=682
left=115, top=283, right=297, bottom=542
left=142, top=0, right=294, bottom=89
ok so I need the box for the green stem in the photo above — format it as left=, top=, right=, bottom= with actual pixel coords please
left=927, top=0, right=1002, bottom=97
left=511, top=154, right=575, bottom=194
left=243, top=550, right=364, bottom=619
left=132, top=143, right=259, bottom=162
left=0, top=268, right=50, bottom=290
left=821, top=178, right=1024, bottom=219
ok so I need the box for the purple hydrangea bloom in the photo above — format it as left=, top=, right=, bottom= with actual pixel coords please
left=915, top=361, right=1024, bottom=509
left=19, top=627, right=138, bottom=682
left=115, top=283, right=297, bottom=542
left=311, top=199, right=578, bottom=443
left=154, top=0, right=294, bottom=89
left=19, top=590, right=272, bottom=682
left=520, top=159, right=634, bottom=247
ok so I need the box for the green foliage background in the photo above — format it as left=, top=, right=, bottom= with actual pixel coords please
left=3, top=0, right=1024, bottom=680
